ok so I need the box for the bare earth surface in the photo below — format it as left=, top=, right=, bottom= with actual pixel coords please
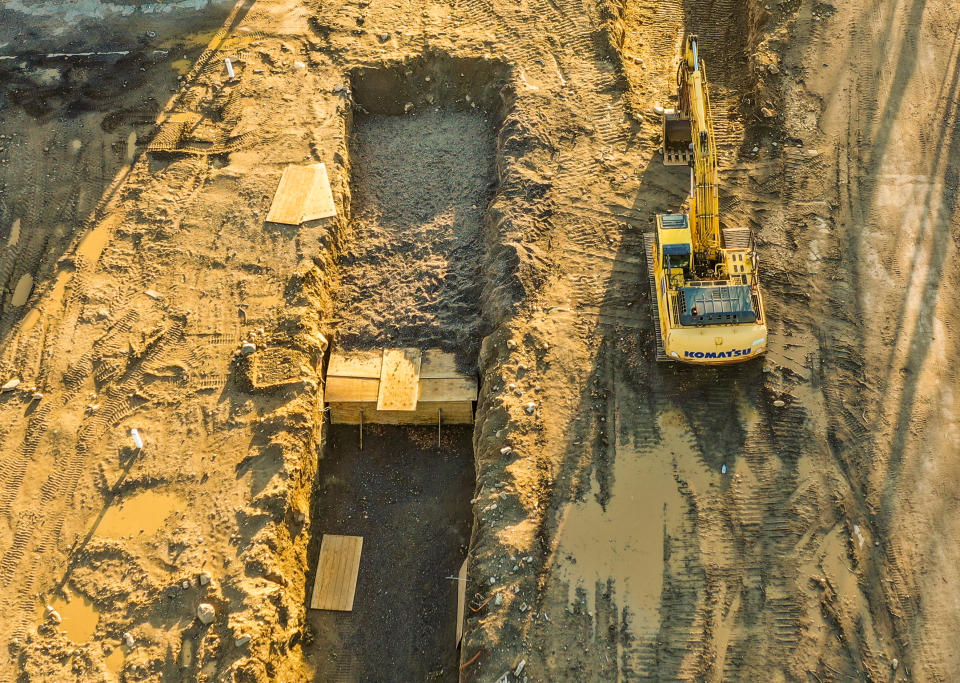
left=1, top=0, right=960, bottom=680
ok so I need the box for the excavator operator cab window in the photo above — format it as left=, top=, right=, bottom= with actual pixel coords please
left=663, top=244, right=691, bottom=271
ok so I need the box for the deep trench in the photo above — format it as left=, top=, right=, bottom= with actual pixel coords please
left=305, top=55, right=510, bottom=681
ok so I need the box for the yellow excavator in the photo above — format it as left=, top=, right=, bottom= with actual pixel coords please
left=645, top=35, right=767, bottom=364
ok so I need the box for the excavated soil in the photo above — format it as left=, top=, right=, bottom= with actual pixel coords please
left=2, top=0, right=960, bottom=680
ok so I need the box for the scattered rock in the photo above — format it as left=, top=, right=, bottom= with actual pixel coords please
left=499, top=446, right=513, bottom=455
left=506, top=339, right=517, bottom=350
left=752, top=146, right=759, bottom=153
left=234, top=634, right=251, bottom=647
left=96, top=308, right=111, bottom=321
left=515, top=659, right=526, bottom=676
left=292, top=61, right=306, bottom=69
left=45, top=606, right=61, bottom=624
left=766, top=63, right=779, bottom=75
left=807, top=149, right=820, bottom=157
left=488, top=576, right=496, bottom=585
left=378, top=33, right=390, bottom=42
left=197, top=602, right=216, bottom=625
left=2, top=378, right=20, bottom=392
left=240, top=342, right=257, bottom=355
left=760, top=106, right=776, bottom=118
left=494, top=593, right=503, bottom=606
left=32, top=392, right=43, bottom=401
left=524, top=402, right=536, bottom=415
left=892, top=658, right=899, bottom=670
left=404, top=102, right=414, bottom=113
left=332, top=84, right=348, bottom=95
left=143, top=289, right=162, bottom=300
left=122, top=632, right=135, bottom=648
left=772, top=399, right=786, bottom=407
left=199, top=572, right=211, bottom=586
left=182, top=580, right=190, bottom=590
left=519, top=602, right=529, bottom=612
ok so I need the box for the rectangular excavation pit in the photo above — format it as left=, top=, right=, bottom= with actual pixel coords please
left=305, top=56, right=508, bottom=680
left=333, top=54, right=510, bottom=355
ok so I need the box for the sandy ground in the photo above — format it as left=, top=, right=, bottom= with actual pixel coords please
left=2, top=0, right=960, bottom=680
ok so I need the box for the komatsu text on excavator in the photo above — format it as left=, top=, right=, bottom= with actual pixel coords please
left=645, top=35, right=767, bottom=364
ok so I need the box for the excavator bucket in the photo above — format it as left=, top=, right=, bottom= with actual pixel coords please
left=662, top=110, right=692, bottom=165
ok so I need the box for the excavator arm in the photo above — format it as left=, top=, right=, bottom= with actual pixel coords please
left=662, top=36, right=721, bottom=263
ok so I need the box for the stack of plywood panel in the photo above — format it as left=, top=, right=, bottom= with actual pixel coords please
left=324, top=348, right=477, bottom=424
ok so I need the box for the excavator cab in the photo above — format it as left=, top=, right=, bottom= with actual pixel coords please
left=656, top=213, right=693, bottom=285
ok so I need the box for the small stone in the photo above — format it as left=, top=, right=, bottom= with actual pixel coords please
left=46, top=606, right=62, bottom=624
left=32, top=392, right=43, bottom=401
left=488, top=576, right=496, bottom=585
left=241, top=342, right=257, bottom=355
left=524, top=402, right=536, bottom=415
left=197, top=602, right=216, bottom=625
left=378, top=33, right=390, bottom=42
left=519, top=602, right=529, bottom=612
left=514, top=389, right=523, bottom=397
left=292, top=61, right=306, bottom=69
left=752, top=146, right=759, bottom=153
left=506, top=340, right=517, bottom=350
left=404, top=102, right=414, bottom=113
left=122, top=632, right=135, bottom=648
left=772, top=399, right=786, bottom=407
left=807, top=149, right=820, bottom=157
left=766, top=63, right=779, bottom=75
left=199, top=572, right=211, bottom=586
left=143, top=289, right=162, bottom=300
left=500, top=446, right=513, bottom=455
left=235, top=634, right=251, bottom=647
left=494, top=593, right=503, bottom=606
left=892, top=658, right=899, bottom=670
left=182, top=580, right=190, bottom=590
left=507, top=383, right=516, bottom=391
left=2, top=378, right=20, bottom=392
left=96, top=308, right=111, bottom=321
left=515, top=659, right=526, bottom=676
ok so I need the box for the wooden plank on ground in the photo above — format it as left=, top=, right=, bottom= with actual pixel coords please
left=418, top=378, right=478, bottom=403
left=376, top=348, right=422, bottom=411
left=456, top=557, right=468, bottom=645
left=324, top=377, right=380, bottom=403
left=327, top=349, right=383, bottom=379
left=420, top=350, right=464, bottom=379
left=266, top=163, right=337, bottom=225
left=310, top=535, right=363, bottom=611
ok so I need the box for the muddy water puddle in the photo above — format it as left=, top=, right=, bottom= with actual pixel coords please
left=556, top=416, right=686, bottom=634
left=96, top=489, right=183, bottom=538
left=39, top=594, right=98, bottom=643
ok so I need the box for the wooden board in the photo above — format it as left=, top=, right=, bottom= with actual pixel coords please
left=456, top=557, right=468, bottom=645
left=376, top=348, right=422, bottom=411
left=420, top=350, right=464, bottom=379
left=418, top=378, right=478, bottom=403
left=327, top=349, right=382, bottom=379
left=266, top=163, right=337, bottom=225
left=310, top=535, right=363, bottom=611
left=324, top=377, right=380, bottom=403
left=330, top=402, right=474, bottom=425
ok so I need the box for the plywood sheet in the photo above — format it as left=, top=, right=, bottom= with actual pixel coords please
left=418, top=378, right=478, bottom=403
left=324, top=377, right=380, bottom=403
left=376, top=348, right=422, bottom=411
left=266, top=163, right=337, bottom=226
left=310, top=535, right=363, bottom=611
left=327, top=350, right=383, bottom=379
left=456, top=557, right=468, bottom=645
left=420, top=350, right=465, bottom=379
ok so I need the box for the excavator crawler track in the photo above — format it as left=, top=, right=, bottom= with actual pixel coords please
left=644, top=232, right=670, bottom=362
